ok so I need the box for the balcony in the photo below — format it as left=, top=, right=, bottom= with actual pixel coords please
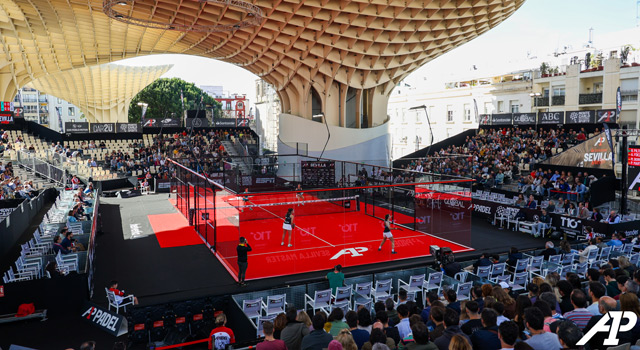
left=534, top=97, right=549, bottom=107
left=552, top=95, right=565, bottom=105
left=579, top=93, right=602, bottom=105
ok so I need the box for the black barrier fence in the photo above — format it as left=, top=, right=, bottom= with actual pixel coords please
left=471, top=197, right=640, bottom=239
left=0, top=188, right=57, bottom=258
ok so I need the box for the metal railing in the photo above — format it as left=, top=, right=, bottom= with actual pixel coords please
left=16, top=150, right=68, bottom=186
left=534, top=97, right=549, bottom=107
left=551, top=95, right=565, bottom=105
left=579, top=93, right=602, bottom=104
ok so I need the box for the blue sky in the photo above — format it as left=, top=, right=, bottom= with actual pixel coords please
left=119, top=0, right=640, bottom=104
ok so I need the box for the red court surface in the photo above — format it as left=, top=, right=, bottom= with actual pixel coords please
left=148, top=213, right=204, bottom=248
left=171, top=189, right=473, bottom=281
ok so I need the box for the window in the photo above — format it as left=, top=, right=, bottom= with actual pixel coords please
left=446, top=105, right=453, bottom=122
left=226, top=101, right=232, bottom=110
left=484, top=102, right=492, bottom=114
left=464, top=104, right=471, bottom=122
left=594, top=83, right=603, bottom=93
left=552, top=86, right=566, bottom=96
left=510, top=100, right=519, bottom=113
left=497, top=101, right=504, bottom=113
left=68, top=107, right=75, bottom=116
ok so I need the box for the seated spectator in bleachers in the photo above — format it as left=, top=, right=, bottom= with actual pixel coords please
left=374, top=309, right=400, bottom=347
left=386, top=298, right=400, bottom=326
left=525, top=195, right=536, bottom=209
left=444, top=290, right=461, bottom=315
left=566, top=203, right=577, bottom=217
left=53, top=235, right=75, bottom=254
left=540, top=242, right=556, bottom=261
left=460, top=301, right=482, bottom=336
left=577, top=239, right=598, bottom=263
left=562, top=290, right=591, bottom=330
left=362, top=327, right=397, bottom=350
left=302, top=313, right=335, bottom=350
left=496, top=321, right=518, bottom=350
left=606, top=210, right=621, bottom=224
left=404, top=322, right=436, bottom=350
left=506, top=247, right=524, bottom=267
left=395, top=304, right=411, bottom=339
left=470, top=308, right=500, bottom=350
left=108, top=280, right=139, bottom=306
left=603, top=269, right=620, bottom=297
left=281, top=307, right=310, bottom=350
left=257, top=321, right=287, bottom=350
left=71, top=175, right=81, bottom=189
left=327, top=308, right=349, bottom=337
left=434, top=309, right=469, bottom=350
left=208, top=313, right=235, bottom=350
left=358, top=308, right=373, bottom=334
left=335, top=331, right=357, bottom=350
left=523, top=307, right=561, bottom=350
left=428, top=306, right=446, bottom=341
left=606, top=233, right=623, bottom=246
left=84, top=183, right=95, bottom=197
left=469, top=253, right=493, bottom=273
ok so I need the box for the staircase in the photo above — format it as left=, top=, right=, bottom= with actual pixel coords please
left=222, top=140, right=252, bottom=175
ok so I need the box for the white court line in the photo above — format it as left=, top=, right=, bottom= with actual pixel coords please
left=224, top=233, right=430, bottom=258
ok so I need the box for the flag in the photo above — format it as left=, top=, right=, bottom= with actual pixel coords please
left=616, top=86, right=622, bottom=118
left=473, top=99, right=479, bottom=123
left=141, top=104, right=148, bottom=119
left=56, top=107, right=63, bottom=132
left=603, top=122, right=615, bottom=166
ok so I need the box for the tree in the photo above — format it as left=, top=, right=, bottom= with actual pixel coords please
left=128, top=78, right=221, bottom=123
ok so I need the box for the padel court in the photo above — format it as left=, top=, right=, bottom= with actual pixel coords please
left=170, top=181, right=474, bottom=282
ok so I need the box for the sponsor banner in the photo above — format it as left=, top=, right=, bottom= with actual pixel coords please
left=617, top=87, right=622, bottom=117
left=91, top=123, right=115, bottom=133
left=491, top=113, right=513, bottom=125
left=156, top=179, right=172, bottom=193
left=603, top=123, right=615, bottom=166
left=544, top=133, right=613, bottom=169
left=629, top=146, right=640, bottom=192
left=236, top=118, right=250, bottom=127
left=513, top=113, right=536, bottom=125
left=142, top=118, right=180, bottom=128
left=80, top=301, right=128, bottom=336
left=186, top=118, right=210, bottom=128
left=538, top=111, right=564, bottom=125
left=596, top=109, right=618, bottom=123
left=213, top=119, right=237, bottom=127
left=116, top=123, right=142, bottom=133
left=472, top=197, right=640, bottom=238
left=65, top=122, right=90, bottom=133
left=0, top=102, right=11, bottom=111
left=565, top=110, right=595, bottom=124
left=301, top=161, right=336, bottom=188
left=479, top=114, right=491, bottom=126
left=0, top=112, right=14, bottom=124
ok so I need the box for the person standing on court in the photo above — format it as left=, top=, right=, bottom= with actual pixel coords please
left=378, top=214, right=398, bottom=254
left=327, top=265, right=345, bottom=294
left=281, top=208, right=295, bottom=247
left=237, top=237, right=251, bottom=286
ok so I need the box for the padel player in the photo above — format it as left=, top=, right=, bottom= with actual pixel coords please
left=281, top=208, right=295, bottom=247
left=241, top=188, right=252, bottom=212
left=378, top=214, right=398, bottom=254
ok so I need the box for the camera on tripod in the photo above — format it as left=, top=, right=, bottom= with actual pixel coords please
left=430, top=245, right=454, bottom=268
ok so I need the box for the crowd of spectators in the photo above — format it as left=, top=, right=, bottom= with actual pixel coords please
left=399, top=127, right=593, bottom=186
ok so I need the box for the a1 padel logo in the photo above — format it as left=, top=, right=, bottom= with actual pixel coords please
left=578, top=311, right=638, bottom=346
left=330, top=247, right=368, bottom=260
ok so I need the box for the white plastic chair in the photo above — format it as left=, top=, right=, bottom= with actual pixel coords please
left=372, top=279, right=393, bottom=303
left=263, top=294, right=287, bottom=316
left=334, top=285, right=352, bottom=306
left=508, top=272, right=528, bottom=292
left=398, top=274, right=425, bottom=302
left=476, top=266, right=491, bottom=279
left=305, top=289, right=332, bottom=314
left=106, top=288, right=135, bottom=314
left=456, top=282, right=473, bottom=301
left=242, top=298, right=264, bottom=326
left=423, top=272, right=443, bottom=301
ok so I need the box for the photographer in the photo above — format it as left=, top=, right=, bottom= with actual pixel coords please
left=440, top=251, right=461, bottom=278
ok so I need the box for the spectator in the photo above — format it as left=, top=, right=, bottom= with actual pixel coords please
left=533, top=211, right=551, bottom=238
left=562, top=290, right=592, bottom=330
left=445, top=290, right=461, bottom=315
left=506, top=247, right=524, bottom=267
left=274, top=314, right=287, bottom=339
left=531, top=300, right=556, bottom=333
left=346, top=310, right=369, bottom=350
left=589, top=209, right=603, bottom=222
left=403, top=322, right=436, bottom=350
left=328, top=308, right=349, bottom=337
left=208, top=314, right=235, bottom=350
left=492, top=287, right=515, bottom=319
left=257, top=321, right=287, bottom=350
left=398, top=290, right=409, bottom=306
left=523, top=308, right=561, bottom=350
left=445, top=334, right=471, bottom=350
left=376, top=310, right=400, bottom=347
left=606, top=210, right=621, bottom=224
left=525, top=195, right=537, bottom=209
left=421, top=291, right=441, bottom=324
left=603, top=269, right=621, bottom=297
left=358, top=308, right=373, bottom=333
left=442, top=256, right=462, bottom=278
left=434, top=309, right=470, bottom=350
left=578, top=239, right=598, bottom=263
left=327, top=265, right=345, bottom=294
left=471, top=253, right=493, bottom=272
left=386, top=298, right=400, bottom=326
left=470, top=308, right=500, bottom=350
left=556, top=281, right=574, bottom=314
left=513, top=295, right=532, bottom=335
left=301, top=313, right=333, bottom=350
left=497, top=321, right=518, bottom=350
left=396, top=304, right=411, bottom=339
left=460, top=301, right=482, bottom=336
left=555, top=321, right=583, bottom=350
left=336, top=329, right=358, bottom=350
left=281, top=307, right=310, bottom=350
left=582, top=297, right=618, bottom=349
left=429, top=306, right=446, bottom=340
left=108, top=280, right=138, bottom=305
left=472, top=287, right=485, bottom=312
left=527, top=284, right=539, bottom=304
left=540, top=242, right=557, bottom=261
left=361, top=328, right=395, bottom=350
left=587, top=282, right=606, bottom=315
left=53, top=235, right=74, bottom=255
